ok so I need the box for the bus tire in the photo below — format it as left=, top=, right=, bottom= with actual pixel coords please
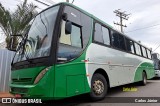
left=141, top=72, right=147, bottom=86
left=89, top=73, right=108, bottom=101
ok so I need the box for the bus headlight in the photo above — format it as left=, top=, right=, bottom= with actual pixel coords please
left=34, top=67, right=51, bottom=84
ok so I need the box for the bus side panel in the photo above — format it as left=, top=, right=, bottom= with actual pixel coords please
left=54, top=54, right=90, bottom=98
left=134, top=62, right=155, bottom=82
left=85, top=43, right=136, bottom=87
left=85, top=43, right=155, bottom=88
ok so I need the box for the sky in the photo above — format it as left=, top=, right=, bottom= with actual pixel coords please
left=0, top=0, right=160, bottom=54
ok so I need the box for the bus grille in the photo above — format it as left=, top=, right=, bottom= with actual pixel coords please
left=12, top=78, right=32, bottom=84
left=11, top=87, right=28, bottom=94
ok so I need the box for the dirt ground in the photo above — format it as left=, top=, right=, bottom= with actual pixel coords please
left=0, top=92, right=14, bottom=97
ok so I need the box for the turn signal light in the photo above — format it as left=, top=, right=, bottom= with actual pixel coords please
left=34, top=67, right=51, bottom=84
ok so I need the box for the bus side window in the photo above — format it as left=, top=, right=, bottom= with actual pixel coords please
left=135, top=43, right=142, bottom=56
left=59, top=21, right=82, bottom=47
left=58, top=21, right=83, bottom=61
left=111, top=31, right=126, bottom=51
left=142, top=47, right=147, bottom=57
left=125, top=38, right=135, bottom=54
left=94, top=23, right=103, bottom=43
left=118, top=34, right=126, bottom=51
left=102, top=26, right=110, bottom=45
left=111, top=31, right=119, bottom=48
left=147, top=49, right=151, bottom=59
left=70, top=24, right=82, bottom=48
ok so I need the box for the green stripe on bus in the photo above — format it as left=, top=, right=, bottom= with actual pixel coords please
left=134, top=62, right=155, bottom=82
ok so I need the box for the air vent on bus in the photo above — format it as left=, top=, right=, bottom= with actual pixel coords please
left=12, top=78, right=32, bottom=83
left=11, top=87, right=28, bottom=94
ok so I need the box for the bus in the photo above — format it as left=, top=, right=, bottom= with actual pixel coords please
left=9, top=2, right=155, bottom=100
left=152, top=53, right=160, bottom=77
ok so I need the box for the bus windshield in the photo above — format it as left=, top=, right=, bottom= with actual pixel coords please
left=13, top=6, right=60, bottom=63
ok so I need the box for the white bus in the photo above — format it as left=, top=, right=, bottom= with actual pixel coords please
left=10, top=2, right=155, bottom=100
left=152, top=53, right=160, bottom=77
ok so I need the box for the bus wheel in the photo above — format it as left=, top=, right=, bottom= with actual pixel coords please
left=141, top=72, right=147, bottom=86
left=90, top=73, right=108, bottom=101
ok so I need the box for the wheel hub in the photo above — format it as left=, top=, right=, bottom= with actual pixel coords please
left=93, top=80, right=104, bottom=95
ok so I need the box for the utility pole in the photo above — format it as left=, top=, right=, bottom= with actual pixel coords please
left=114, top=9, right=130, bottom=33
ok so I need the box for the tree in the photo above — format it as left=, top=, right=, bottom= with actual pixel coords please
left=0, top=0, right=38, bottom=49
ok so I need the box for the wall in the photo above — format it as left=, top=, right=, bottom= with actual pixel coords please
left=0, top=49, right=15, bottom=92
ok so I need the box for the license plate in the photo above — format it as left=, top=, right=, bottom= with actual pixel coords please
left=15, top=94, right=21, bottom=98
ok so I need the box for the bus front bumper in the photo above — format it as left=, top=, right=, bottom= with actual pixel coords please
left=10, top=84, right=48, bottom=98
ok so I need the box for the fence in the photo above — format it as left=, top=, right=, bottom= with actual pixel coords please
left=0, top=49, right=15, bottom=92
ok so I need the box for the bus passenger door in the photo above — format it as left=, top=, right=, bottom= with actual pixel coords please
left=54, top=6, right=92, bottom=97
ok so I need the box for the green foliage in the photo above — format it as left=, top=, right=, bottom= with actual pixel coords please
left=0, top=0, right=38, bottom=49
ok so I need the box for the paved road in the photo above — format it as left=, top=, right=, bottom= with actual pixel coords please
left=77, top=77, right=160, bottom=106
left=1, top=77, right=160, bottom=106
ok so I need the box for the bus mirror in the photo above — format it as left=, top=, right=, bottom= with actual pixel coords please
left=62, top=13, right=68, bottom=21
left=65, top=21, right=72, bottom=35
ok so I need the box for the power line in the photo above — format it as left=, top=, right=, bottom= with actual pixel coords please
left=152, top=42, right=160, bottom=49
left=43, top=0, right=55, bottom=5
left=125, top=23, right=160, bottom=33
left=34, top=0, right=50, bottom=6
left=153, top=44, right=160, bottom=52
